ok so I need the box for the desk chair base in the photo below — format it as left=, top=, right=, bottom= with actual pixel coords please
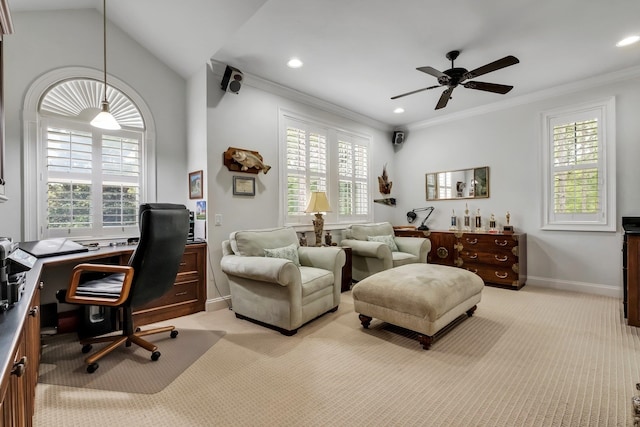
left=80, top=324, right=178, bottom=374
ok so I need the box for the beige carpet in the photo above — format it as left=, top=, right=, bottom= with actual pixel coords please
left=39, top=328, right=225, bottom=394
left=35, top=286, right=640, bottom=426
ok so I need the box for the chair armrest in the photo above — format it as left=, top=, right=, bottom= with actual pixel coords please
left=66, top=263, right=135, bottom=307
left=298, top=246, right=346, bottom=271
left=395, top=236, right=431, bottom=259
left=220, top=255, right=300, bottom=286
left=340, top=239, right=391, bottom=259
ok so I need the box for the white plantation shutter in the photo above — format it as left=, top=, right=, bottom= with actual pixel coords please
left=541, top=98, right=615, bottom=231
left=281, top=111, right=372, bottom=226
left=44, top=122, right=142, bottom=238
left=285, top=121, right=328, bottom=224
left=338, top=134, right=369, bottom=221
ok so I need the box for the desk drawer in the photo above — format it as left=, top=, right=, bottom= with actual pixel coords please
left=178, top=251, right=199, bottom=273
left=137, top=280, right=199, bottom=310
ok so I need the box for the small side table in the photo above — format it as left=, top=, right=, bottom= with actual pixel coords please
left=341, top=246, right=353, bottom=292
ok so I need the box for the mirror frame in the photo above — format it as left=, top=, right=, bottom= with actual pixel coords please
left=425, top=166, right=490, bottom=201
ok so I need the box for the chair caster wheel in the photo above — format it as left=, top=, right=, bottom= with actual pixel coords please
left=170, top=330, right=179, bottom=338
left=135, top=327, right=141, bottom=332
left=82, top=344, right=92, bottom=354
left=87, top=363, right=99, bottom=374
left=151, top=351, right=161, bottom=361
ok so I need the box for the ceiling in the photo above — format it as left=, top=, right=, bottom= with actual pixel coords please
left=10, top=0, right=640, bottom=127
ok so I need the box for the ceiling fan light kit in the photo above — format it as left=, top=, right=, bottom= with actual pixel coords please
left=391, top=50, right=519, bottom=110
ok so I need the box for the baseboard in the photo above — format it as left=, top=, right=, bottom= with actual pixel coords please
left=526, top=275, right=621, bottom=298
left=206, top=296, right=233, bottom=312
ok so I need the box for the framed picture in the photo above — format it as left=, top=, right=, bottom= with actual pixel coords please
left=233, top=176, right=255, bottom=196
left=189, top=170, right=203, bottom=199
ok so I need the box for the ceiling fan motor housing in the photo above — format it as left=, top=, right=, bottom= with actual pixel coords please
left=440, top=67, right=468, bottom=86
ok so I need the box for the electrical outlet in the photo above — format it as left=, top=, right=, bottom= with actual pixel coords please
left=215, top=214, right=222, bottom=226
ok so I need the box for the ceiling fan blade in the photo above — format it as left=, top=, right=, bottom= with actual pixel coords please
left=462, top=81, right=514, bottom=94
left=463, top=55, right=519, bottom=80
left=390, top=85, right=441, bottom=100
left=417, top=66, right=447, bottom=79
left=435, top=87, right=454, bottom=110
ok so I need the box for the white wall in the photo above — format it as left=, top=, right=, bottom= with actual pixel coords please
left=204, top=65, right=393, bottom=298
left=0, top=10, right=188, bottom=240
left=394, top=75, right=640, bottom=296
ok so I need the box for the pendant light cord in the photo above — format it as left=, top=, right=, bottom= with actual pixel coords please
left=102, top=0, right=108, bottom=104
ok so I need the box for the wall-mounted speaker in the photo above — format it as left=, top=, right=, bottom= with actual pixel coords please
left=221, top=65, right=243, bottom=94
left=392, top=130, right=405, bottom=146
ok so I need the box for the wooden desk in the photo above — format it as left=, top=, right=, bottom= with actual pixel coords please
left=0, top=242, right=206, bottom=426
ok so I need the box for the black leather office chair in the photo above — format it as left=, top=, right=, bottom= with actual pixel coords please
left=65, top=203, right=190, bottom=373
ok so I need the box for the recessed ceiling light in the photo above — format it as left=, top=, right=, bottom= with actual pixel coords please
left=393, top=107, right=405, bottom=114
left=287, top=58, right=303, bottom=68
left=616, top=35, right=640, bottom=47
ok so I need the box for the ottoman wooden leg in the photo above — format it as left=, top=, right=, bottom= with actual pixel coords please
left=466, top=305, right=477, bottom=317
left=359, top=314, right=372, bottom=329
left=417, top=334, right=433, bottom=350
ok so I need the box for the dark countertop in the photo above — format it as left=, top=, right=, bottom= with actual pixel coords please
left=1, top=246, right=135, bottom=397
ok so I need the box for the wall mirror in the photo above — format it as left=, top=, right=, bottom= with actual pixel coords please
left=425, top=166, right=489, bottom=201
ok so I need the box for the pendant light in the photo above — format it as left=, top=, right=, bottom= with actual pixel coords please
left=91, top=0, right=120, bottom=130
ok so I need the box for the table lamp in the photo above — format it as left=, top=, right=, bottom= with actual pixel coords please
left=305, top=191, right=332, bottom=246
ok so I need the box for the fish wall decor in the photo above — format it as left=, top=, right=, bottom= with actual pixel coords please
left=223, top=147, right=271, bottom=174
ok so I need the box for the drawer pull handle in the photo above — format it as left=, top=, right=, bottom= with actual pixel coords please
left=467, top=268, right=478, bottom=274
left=175, top=291, right=188, bottom=296
left=466, top=238, right=478, bottom=245
left=495, top=255, right=508, bottom=262
left=495, top=240, right=508, bottom=246
left=180, top=262, right=187, bottom=266
left=495, top=271, right=509, bottom=279
left=469, top=253, right=478, bottom=259
left=436, top=247, right=449, bottom=258
left=12, top=356, right=27, bottom=377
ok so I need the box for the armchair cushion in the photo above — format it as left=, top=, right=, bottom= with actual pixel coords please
left=264, top=243, right=301, bottom=266
left=230, top=227, right=299, bottom=257
left=367, top=234, right=398, bottom=252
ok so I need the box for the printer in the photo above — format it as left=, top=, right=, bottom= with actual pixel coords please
left=1, top=238, right=37, bottom=311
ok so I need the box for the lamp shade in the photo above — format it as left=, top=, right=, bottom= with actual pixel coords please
left=305, top=191, right=332, bottom=213
left=91, top=101, right=121, bottom=130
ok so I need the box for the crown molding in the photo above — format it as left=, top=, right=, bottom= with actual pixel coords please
left=209, top=60, right=390, bottom=131
left=406, top=64, right=640, bottom=131
left=0, top=0, right=14, bottom=36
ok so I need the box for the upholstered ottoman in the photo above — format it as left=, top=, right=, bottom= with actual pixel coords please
left=352, top=263, right=484, bottom=350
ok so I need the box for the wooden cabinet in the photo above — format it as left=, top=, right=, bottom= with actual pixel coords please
left=341, top=247, right=353, bottom=292
left=626, top=233, right=640, bottom=326
left=394, top=228, right=527, bottom=289
left=133, top=242, right=207, bottom=326
left=1, top=281, right=41, bottom=427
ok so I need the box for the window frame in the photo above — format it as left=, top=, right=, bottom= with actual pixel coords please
left=22, top=67, right=156, bottom=241
left=540, top=97, right=616, bottom=232
left=279, top=109, right=373, bottom=229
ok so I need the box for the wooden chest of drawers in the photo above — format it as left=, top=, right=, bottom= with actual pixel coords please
left=394, top=228, right=527, bottom=289
left=457, top=232, right=526, bottom=289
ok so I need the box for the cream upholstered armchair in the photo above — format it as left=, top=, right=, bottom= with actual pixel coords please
left=221, top=227, right=346, bottom=335
left=341, top=222, right=430, bottom=281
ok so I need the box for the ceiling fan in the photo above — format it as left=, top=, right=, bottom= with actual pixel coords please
left=391, top=50, right=519, bottom=110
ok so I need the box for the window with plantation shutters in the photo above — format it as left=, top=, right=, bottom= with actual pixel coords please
left=285, top=123, right=328, bottom=222
left=541, top=98, right=616, bottom=231
left=280, top=111, right=372, bottom=227
left=338, top=134, right=369, bottom=221
left=44, top=123, right=142, bottom=237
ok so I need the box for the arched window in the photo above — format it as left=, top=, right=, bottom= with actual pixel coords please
left=23, top=67, right=156, bottom=241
